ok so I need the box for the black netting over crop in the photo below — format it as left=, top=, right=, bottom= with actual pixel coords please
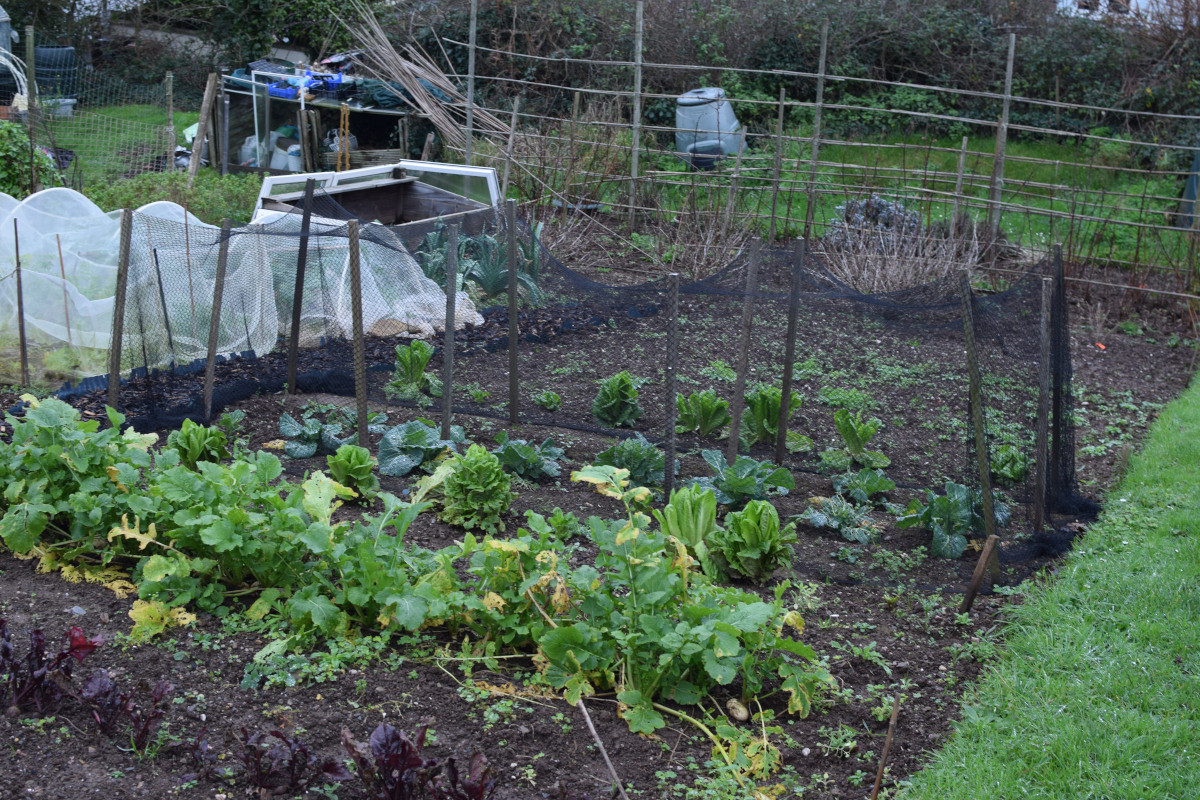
left=49, top=188, right=1096, bottom=566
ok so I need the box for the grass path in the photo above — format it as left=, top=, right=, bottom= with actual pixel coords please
left=902, top=373, right=1200, bottom=799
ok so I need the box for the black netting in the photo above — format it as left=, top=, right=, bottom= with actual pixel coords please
left=42, top=187, right=1096, bottom=572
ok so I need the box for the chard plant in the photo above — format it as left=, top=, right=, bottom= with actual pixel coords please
left=591, top=370, right=644, bottom=428
left=385, top=340, right=444, bottom=406
left=820, top=408, right=890, bottom=471
left=675, top=388, right=732, bottom=437
left=688, top=449, right=794, bottom=510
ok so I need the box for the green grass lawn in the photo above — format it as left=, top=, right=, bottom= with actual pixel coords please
left=43, top=103, right=200, bottom=186
left=901, top=371, right=1200, bottom=799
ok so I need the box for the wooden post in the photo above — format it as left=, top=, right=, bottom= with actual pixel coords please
left=421, top=132, right=435, bottom=161
left=628, top=0, right=644, bottom=231
left=13, top=220, right=28, bottom=386
left=951, top=136, right=969, bottom=232
left=987, top=33, right=1016, bottom=241
left=464, top=0, right=478, bottom=167
left=441, top=224, right=459, bottom=441
left=768, top=87, right=787, bottom=243
left=287, top=178, right=317, bottom=394
left=959, top=271, right=999, bottom=545
left=959, top=535, right=999, bottom=614
left=202, top=220, right=232, bottom=421
left=869, top=695, right=902, bottom=800
left=506, top=199, right=520, bottom=425
left=663, top=273, right=680, bottom=495
left=24, top=26, right=34, bottom=105
left=566, top=91, right=581, bottom=201
left=500, top=96, right=521, bottom=199
left=188, top=73, right=219, bottom=188
left=803, top=21, right=829, bottom=239
left=348, top=220, right=368, bottom=447
left=165, top=72, right=175, bottom=141
left=56, top=234, right=72, bottom=347
left=107, top=211, right=134, bottom=410
left=775, top=239, right=804, bottom=464
left=1033, top=274, right=1053, bottom=532
left=726, top=238, right=761, bottom=465
left=1049, top=248, right=1068, bottom=502
left=222, top=93, right=231, bottom=175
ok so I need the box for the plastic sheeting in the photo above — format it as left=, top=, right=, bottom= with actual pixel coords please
left=0, top=188, right=481, bottom=387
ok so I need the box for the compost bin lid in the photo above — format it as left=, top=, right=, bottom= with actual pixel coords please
left=677, top=87, right=726, bottom=106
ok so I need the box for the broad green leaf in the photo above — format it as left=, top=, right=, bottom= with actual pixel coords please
left=0, top=503, right=52, bottom=552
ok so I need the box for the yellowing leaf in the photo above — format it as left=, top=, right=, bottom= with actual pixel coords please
left=107, top=515, right=161, bottom=551
left=106, top=465, right=128, bottom=492
left=102, top=580, right=137, bottom=599
left=615, top=523, right=641, bottom=546
left=128, top=600, right=196, bottom=641
left=120, top=428, right=158, bottom=451
left=485, top=538, right=528, bottom=554
left=782, top=611, right=805, bottom=636
left=481, top=592, right=507, bottom=611
left=552, top=582, right=572, bottom=615
left=302, top=471, right=355, bottom=524
left=60, top=564, right=84, bottom=583
left=535, top=550, right=557, bottom=567
left=262, top=439, right=288, bottom=450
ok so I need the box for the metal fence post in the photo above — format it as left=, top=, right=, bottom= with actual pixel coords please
left=727, top=239, right=761, bottom=465
left=663, top=273, right=680, bottom=496
left=803, top=21, right=828, bottom=240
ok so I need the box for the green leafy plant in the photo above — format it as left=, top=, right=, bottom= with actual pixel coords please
left=594, top=433, right=672, bottom=488
left=740, top=385, right=811, bottom=452
left=377, top=419, right=465, bottom=478
left=279, top=413, right=352, bottom=459
left=326, top=445, right=380, bottom=503
left=490, top=432, right=564, bottom=481
left=688, top=450, right=794, bottom=510
left=710, top=500, right=797, bottom=584
left=699, top=360, right=736, bottom=382
left=440, top=445, right=516, bottom=533
left=896, top=481, right=1011, bottom=558
left=675, top=389, right=732, bottom=437
left=592, top=371, right=644, bottom=428
left=531, top=390, right=562, bottom=411
left=990, top=444, right=1030, bottom=484
left=652, top=484, right=723, bottom=578
left=385, top=340, right=444, bottom=406
left=832, top=468, right=896, bottom=505
left=820, top=409, right=890, bottom=471
left=0, top=121, right=59, bottom=197
left=523, top=507, right=584, bottom=541
left=165, top=419, right=230, bottom=470
left=796, top=496, right=883, bottom=546
left=463, top=383, right=492, bottom=403
left=416, top=224, right=544, bottom=303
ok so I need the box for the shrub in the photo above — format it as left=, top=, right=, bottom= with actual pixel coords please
left=592, top=371, right=643, bottom=428
left=82, top=171, right=261, bottom=225
left=441, top=445, right=516, bottom=534
left=0, top=122, right=59, bottom=197
left=711, top=500, right=797, bottom=583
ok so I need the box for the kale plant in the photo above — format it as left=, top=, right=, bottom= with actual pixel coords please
left=832, top=468, right=896, bottom=506
left=490, top=431, right=564, bottom=481
left=279, top=412, right=352, bottom=459
left=594, top=433, right=672, bottom=488
left=688, top=449, right=794, bottom=509
left=796, top=496, right=883, bottom=546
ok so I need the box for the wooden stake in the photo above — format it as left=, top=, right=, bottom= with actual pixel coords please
left=188, top=73, right=219, bottom=188
left=203, top=220, right=232, bottom=421
left=720, top=130, right=747, bottom=242
left=775, top=239, right=803, bottom=464
left=55, top=234, right=72, bottom=347
left=1033, top=273, right=1053, bottom=532
left=663, top=273, right=680, bottom=495
left=500, top=96, right=521, bottom=199
left=959, top=271, right=999, bottom=544
left=165, top=72, right=175, bottom=142
left=951, top=136, right=969, bottom=232
left=506, top=199, right=520, bottom=425
left=348, top=220, right=368, bottom=448
left=14, top=220, right=29, bottom=386
left=768, top=87, right=786, bottom=243
left=421, top=132, right=435, bottom=161
left=628, top=0, right=644, bottom=231
left=960, top=535, right=1000, bottom=614
left=464, top=0, right=478, bottom=167
left=869, top=696, right=901, bottom=800
left=803, top=21, right=828, bottom=239
left=727, top=238, right=761, bottom=465
left=987, top=33, right=1016, bottom=241
left=441, top=224, right=459, bottom=441
left=107, top=211, right=134, bottom=410
left=287, top=178, right=317, bottom=394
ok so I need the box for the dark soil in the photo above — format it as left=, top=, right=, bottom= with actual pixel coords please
left=2, top=264, right=1195, bottom=799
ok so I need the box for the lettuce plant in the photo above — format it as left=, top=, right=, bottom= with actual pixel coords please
left=740, top=384, right=809, bottom=451
left=592, top=371, right=643, bottom=428
left=327, top=444, right=380, bottom=502
left=711, top=500, right=797, bottom=583
left=165, top=419, right=230, bottom=470
left=0, top=621, right=102, bottom=714
left=385, top=340, right=444, bottom=405
left=675, top=389, right=732, bottom=437
left=441, top=445, right=516, bottom=533
left=652, top=484, right=723, bottom=578
left=531, top=390, right=562, bottom=412
left=820, top=408, right=890, bottom=470
left=688, top=449, right=794, bottom=509
left=991, top=444, right=1030, bottom=484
